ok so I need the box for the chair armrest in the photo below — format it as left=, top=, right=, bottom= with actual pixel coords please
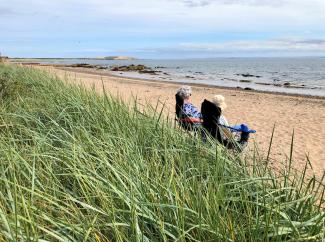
left=180, top=117, right=202, bottom=123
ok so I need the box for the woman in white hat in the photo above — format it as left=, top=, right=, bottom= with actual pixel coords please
left=210, top=94, right=252, bottom=146
left=211, top=95, right=229, bottom=127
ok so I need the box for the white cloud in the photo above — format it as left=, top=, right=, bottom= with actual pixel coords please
left=180, top=0, right=288, bottom=7
left=0, top=7, right=15, bottom=16
left=104, top=37, right=325, bottom=58
left=178, top=38, right=325, bottom=52
left=1, top=0, right=325, bottom=57
left=2, top=0, right=325, bottom=32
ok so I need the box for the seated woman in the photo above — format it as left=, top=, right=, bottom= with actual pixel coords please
left=175, top=86, right=202, bottom=130
left=201, top=95, right=255, bottom=150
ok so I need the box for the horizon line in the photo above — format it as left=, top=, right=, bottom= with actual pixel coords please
left=8, top=56, right=325, bottom=60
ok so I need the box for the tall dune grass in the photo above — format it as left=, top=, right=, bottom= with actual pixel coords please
left=0, top=64, right=324, bottom=241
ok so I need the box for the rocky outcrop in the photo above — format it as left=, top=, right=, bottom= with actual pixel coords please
left=111, top=64, right=147, bottom=72
left=63, top=63, right=160, bottom=75
left=67, top=63, right=108, bottom=70
left=110, top=65, right=159, bottom=75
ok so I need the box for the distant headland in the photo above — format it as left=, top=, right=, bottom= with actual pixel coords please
left=102, top=56, right=136, bottom=60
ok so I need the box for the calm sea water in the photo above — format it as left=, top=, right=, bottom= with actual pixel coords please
left=40, top=58, right=325, bottom=97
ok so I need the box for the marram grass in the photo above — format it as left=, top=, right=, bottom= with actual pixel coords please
left=0, top=64, right=324, bottom=241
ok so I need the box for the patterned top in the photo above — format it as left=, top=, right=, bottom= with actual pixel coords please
left=181, top=103, right=202, bottom=119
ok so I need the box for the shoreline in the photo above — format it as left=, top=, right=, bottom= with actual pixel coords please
left=54, top=66, right=325, bottom=100
left=12, top=61, right=325, bottom=99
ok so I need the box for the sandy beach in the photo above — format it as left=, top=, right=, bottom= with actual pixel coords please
left=37, top=65, right=325, bottom=178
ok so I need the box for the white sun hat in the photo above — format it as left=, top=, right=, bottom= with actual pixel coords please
left=211, top=95, right=227, bottom=110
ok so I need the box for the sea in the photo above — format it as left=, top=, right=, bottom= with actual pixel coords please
left=36, top=57, right=325, bottom=97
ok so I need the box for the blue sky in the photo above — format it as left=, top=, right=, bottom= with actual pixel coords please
left=1, top=0, right=325, bottom=58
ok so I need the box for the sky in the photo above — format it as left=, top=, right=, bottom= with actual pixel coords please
left=1, top=0, right=325, bottom=58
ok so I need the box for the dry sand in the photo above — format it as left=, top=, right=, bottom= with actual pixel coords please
left=38, top=66, right=325, bottom=178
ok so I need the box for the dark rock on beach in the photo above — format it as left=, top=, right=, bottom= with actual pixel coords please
left=185, top=75, right=195, bottom=79
left=139, top=70, right=158, bottom=75
left=223, top=77, right=237, bottom=82
left=96, top=66, right=108, bottom=70
left=284, top=84, right=306, bottom=89
left=256, top=82, right=271, bottom=86
left=111, top=64, right=147, bottom=72
left=69, top=63, right=97, bottom=68
left=111, top=66, right=120, bottom=71
left=237, top=73, right=261, bottom=78
left=240, top=79, right=252, bottom=83
left=112, top=66, right=128, bottom=71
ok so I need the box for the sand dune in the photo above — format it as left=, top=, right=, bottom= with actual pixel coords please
left=39, top=66, right=325, bottom=179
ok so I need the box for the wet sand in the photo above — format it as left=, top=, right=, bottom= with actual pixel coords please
left=38, top=65, right=325, bottom=178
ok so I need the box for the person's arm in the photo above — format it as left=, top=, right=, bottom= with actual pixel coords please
left=219, top=115, right=229, bottom=126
